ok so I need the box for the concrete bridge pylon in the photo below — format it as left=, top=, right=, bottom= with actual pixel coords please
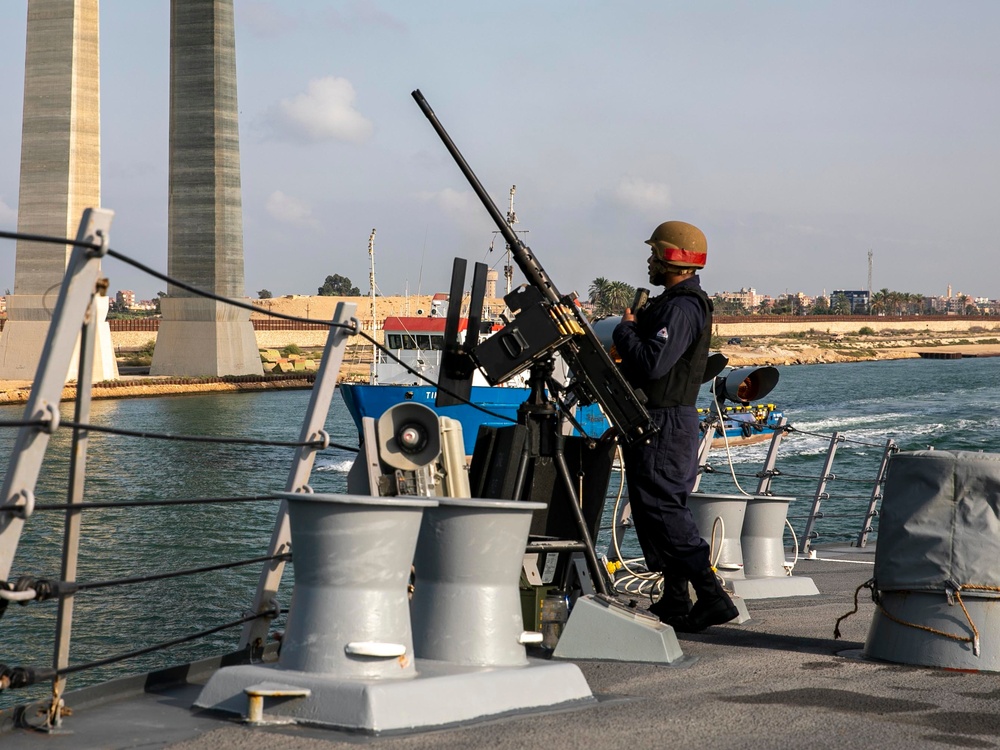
left=0, top=0, right=118, bottom=383
left=151, top=0, right=262, bottom=377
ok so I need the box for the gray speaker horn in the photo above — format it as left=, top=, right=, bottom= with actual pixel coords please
left=377, top=402, right=442, bottom=470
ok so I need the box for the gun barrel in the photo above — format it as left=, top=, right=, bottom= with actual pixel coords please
left=411, top=89, right=560, bottom=305
left=411, top=89, right=654, bottom=445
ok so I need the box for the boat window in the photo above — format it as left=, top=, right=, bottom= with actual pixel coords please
left=402, top=335, right=417, bottom=350
left=431, top=335, right=445, bottom=351
left=387, top=334, right=402, bottom=349
left=416, top=334, right=432, bottom=350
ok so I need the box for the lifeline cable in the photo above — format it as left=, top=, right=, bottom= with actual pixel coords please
left=0, top=494, right=285, bottom=513
left=0, top=229, right=100, bottom=250
left=0, top=553, right=293, bottom=606
left=58, top=418, right=348, bottom=450
left=0, top=606, right=280, bottom=692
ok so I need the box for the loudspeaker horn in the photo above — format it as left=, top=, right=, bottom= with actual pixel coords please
left=377, top=402, right=442, bottom=471
left=721, top=366, right=779, bottom=404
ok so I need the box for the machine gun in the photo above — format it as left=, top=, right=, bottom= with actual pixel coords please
left=411, top=89, right=655, bottom=447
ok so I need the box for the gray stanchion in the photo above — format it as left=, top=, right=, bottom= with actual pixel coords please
left=411, top=497, right=546, bottom=666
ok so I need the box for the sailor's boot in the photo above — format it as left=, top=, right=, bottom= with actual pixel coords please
left=648, top=575, right=691, bottom=625
left=672, top=568, right=738, bottom=633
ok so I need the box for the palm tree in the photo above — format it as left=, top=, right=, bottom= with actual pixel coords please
left=603, top=281, right=636, bottom=315
left=588, top=277, right=611, bottom=307
left=588, top=277, right=636, bottom=316
left=870, top=288, right=890, bottom=315
left=830, top=293, right=852, bottom=315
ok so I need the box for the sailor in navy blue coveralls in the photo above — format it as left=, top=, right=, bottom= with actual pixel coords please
left=612, top=221, right=738, bottom=632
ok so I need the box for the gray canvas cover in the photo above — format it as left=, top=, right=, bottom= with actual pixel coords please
left=876, top=450, right=1000, bottom=594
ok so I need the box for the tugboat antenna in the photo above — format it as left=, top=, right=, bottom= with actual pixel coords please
left=369, top=228, right=378, bottom=384
left=504, top=185, right=517, bottom=296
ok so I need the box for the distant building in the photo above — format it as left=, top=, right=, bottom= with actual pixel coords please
left=713, top=287, right=759, bottom=312
left=775, top=291, right=809, bottom=314
left=116, top=290, right=136, bottom=308
left=832, top=289, right=870, bottom=313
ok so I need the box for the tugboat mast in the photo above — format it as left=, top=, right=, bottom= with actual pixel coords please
left=368, top=228, right=378, bottom=384
left=504, top=185, right=517, bottom=296
left=489, top=185, right=528, bottom=297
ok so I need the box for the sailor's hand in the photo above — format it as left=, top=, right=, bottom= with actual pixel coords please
left=622, top=307, right=636, bottom=323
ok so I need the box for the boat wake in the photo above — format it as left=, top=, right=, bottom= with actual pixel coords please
left=314, top=458, right=356, bottom=474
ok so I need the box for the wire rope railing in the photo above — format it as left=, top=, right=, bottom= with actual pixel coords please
left=0, top=215, right=598, bottom=730
left=691, top=419, right=895, bottom=555
left=0, top=216, right=368, bottom=728
left=604, top=412, right=897, bottom=576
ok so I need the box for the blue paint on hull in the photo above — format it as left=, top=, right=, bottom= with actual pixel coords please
left=341, top=384, right=528, bottom=455
left=340, top=384, right=783, bottom=456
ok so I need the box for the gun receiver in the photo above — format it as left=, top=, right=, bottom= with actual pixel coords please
left=411, top=89, right=654, bottom=446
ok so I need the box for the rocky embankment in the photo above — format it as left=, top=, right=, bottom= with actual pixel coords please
left=718, top=330, right=1000, bottom=367
left=0, top=374, right=317, bottom=406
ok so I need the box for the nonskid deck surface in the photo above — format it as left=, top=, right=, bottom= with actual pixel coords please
left=6, top=545, right=1000, bottom=750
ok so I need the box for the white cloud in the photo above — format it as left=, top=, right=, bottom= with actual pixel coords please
left=265, top=191, right=319, bottom=228
left=609, top=177, right=672, bottom=215
left=0, top=196, right=16, bottom=226
left=266, top=77, right=374, bottom=144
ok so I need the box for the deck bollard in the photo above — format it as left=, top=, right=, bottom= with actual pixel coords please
left=740, top=496, right=794, bottom=578
left=410, top=497, right=546, bottom=666
left=865, top=450, right=1000, bottom=671
left=278, top=493, right=437, bottom=679
left=688, top=494, right=747, bottom=577
left=734, top=495, right=818, bottom=599
left=195, top=494, right=595, bottom=732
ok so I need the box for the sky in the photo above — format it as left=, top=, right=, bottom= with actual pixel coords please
left=1, top=1, right=999, bottom=303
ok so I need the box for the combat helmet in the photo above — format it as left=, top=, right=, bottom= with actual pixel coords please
left=645, top=221, right=707, bottom=269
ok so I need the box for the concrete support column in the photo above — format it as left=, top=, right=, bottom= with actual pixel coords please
left=0, top=0, right=117, bottom=383
left=152, top=0, right=262, bottom=377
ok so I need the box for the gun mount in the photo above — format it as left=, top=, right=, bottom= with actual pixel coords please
left=411, top=89, right=654, bottom=446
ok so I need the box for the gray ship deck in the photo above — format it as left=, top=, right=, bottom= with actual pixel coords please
left=5, top=544, right=1000, bottom=750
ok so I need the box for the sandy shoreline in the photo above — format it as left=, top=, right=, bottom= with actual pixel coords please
left=721, top=342, right=1000, bottom=367
left=0, top=374, right=318, bottom=406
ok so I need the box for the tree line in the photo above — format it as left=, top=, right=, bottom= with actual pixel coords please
left=591, top=280, right=992, bottom=318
